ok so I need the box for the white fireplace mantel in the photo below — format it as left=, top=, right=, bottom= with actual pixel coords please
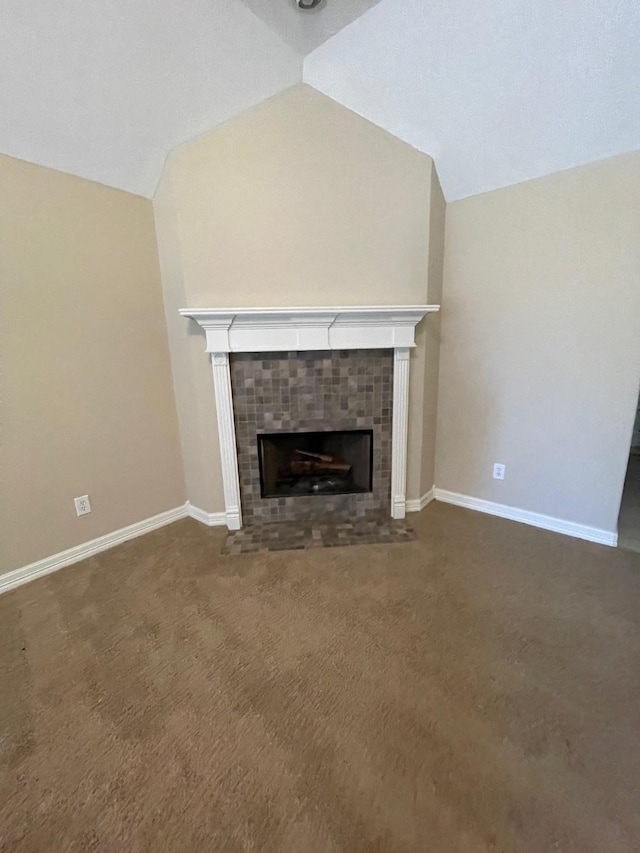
left=179, top=305, right=439, bottom=354
left=181, top=305, right=440, bottom=529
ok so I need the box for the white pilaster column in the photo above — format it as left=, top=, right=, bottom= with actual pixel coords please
left=210, top=353, right=242, bottom=530
left=391, top=347, right=411, bottom=519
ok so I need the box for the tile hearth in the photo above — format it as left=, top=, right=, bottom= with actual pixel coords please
left=222, top=516, right=417, bottom=555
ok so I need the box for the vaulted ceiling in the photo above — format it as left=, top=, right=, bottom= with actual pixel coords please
left=2, top=0, right=639, bottom=200
left=305, top=0, right=640, bottom=200
left=0, top=0, right=301, bottom=197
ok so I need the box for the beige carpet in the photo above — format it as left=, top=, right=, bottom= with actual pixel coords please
left=1, top=503, right=640, bottom=852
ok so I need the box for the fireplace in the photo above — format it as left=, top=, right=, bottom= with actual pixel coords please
left=231, top=349, right=393, bottom=524
left=179, top=306, right=439, bottom=529
left=258, top=429, right=373, bottom=499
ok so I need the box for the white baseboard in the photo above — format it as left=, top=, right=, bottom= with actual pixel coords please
left=186, top=502, right=227, bottom=527
left=434, top=489, right=618, bottom=547
left=0, top=505, right=189, bottom=596
left=2, top=487, right=616, bottom=597
left=406, top=487, right=436, bottom=514
left=1, top=500, right=229, bottom=596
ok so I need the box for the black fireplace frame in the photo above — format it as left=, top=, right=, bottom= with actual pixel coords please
left=257, top=429, right=374, bottom=500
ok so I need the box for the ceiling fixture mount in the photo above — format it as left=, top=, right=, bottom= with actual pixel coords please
left=296, top=0, right=323, bottom=10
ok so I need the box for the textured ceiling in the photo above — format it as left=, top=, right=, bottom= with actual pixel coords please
left=1, top=0, right=638, bottom=201
left=0, top=0, right=301, bottom=197
left=305, top=0, right=640, bottom=200
left=237, top=0, right=384, bottom=55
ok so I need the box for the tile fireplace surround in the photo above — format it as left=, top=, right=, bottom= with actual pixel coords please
left=180, top=306, right=440, bottom=530
left=231, top=349, right=392, bottom=525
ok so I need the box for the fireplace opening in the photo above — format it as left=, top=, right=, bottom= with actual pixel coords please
left=258, top=430, right=373, bottom=498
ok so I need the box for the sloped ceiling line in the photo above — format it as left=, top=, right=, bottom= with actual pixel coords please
left=1, top=0, right=638, bottom=200
left=304, top=0, right=640, bottom=200
left=0, top=0, right=302, bottom=197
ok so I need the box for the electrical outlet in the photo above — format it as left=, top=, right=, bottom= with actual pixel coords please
left=74, top=495, right=91, bottom=516
left=493, top=463, right=505, bottom=481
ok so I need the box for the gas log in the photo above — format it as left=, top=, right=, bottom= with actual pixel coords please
left=279, top=449, right=352, bottom=479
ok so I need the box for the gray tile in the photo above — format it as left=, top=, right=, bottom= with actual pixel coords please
left=223, top=516, right=417, bottom=555
left=230, top=349, right=394, bottom=525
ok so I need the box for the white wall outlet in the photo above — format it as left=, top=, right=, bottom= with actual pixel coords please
left=74, top=495, right=91, bottom=516
left=493, top=463, right=506, bottom=481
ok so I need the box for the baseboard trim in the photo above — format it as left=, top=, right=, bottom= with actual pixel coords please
left=406, top=487, right=436, bottom=514
left=434, top=489, right=618, bottom=547
left=186, top=502, right=227, bottom=527
left=0, top=505, right=189, bottom=596
left=2, top=488, right=616, bottom=596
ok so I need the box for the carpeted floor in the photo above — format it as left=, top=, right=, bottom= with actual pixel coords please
left=1, top=503, right=640, bottom=852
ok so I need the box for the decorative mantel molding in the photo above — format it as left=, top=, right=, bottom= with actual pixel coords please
left=179, top=305, right=439, bottom=353
left=210, top=353, right=243, bottom=530
left=391, top=347, right=411, bottom=520
left=181, top=305, right=440, bottom=529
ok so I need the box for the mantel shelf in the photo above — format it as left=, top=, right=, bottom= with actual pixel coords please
left=180, top=304, right=440, bottom=353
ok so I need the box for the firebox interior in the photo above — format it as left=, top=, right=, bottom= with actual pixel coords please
left=258, top=430, right=373, bottom=498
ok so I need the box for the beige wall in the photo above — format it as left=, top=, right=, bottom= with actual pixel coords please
left=421, top=168, right=446, bottom=496
left=155, top=84, right=442, bottom=512
left=405, top=167, right=446, bottom=502
left=437, top=151, right=640, bottom=534
left=1, top=154, right=185, bottom=573
left=154, top=167, right=225, bottom=512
